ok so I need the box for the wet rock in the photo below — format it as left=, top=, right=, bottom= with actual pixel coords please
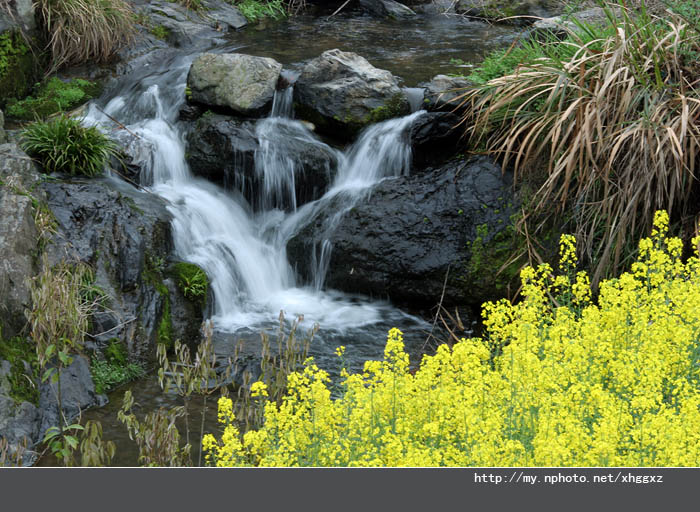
left=0, top=360, right=39, bottom=466
left=294, top=49, right=410, bottom=140
left=165, top=276, right=204, bottom=351
left=41, top=177, right=174, bottom=361
left=359, top=0, right=417, bottom=18
left=186, top=113, right=338, bottom=210
left=422, top=74, right=473, bottom=112
left=0, top=143, right=44, bottom=339
left=413, top=0, right=457, bottom=14
left=187, top=53, right=283, bottom=116
left=408, top=111, right=462, bottom=169
left=38, top=355, right=108, bottom=439
left=287, top=156, right=517, bottom=308
left=456, top=0, right=563, bottom=25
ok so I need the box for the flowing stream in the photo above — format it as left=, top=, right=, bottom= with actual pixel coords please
left=65, top=8, right=522, bottom=464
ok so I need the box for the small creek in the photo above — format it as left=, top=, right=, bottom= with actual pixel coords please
left=44, top=6, right=522, bottom=466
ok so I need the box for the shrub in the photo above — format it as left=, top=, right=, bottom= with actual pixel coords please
left=37, top=0, right=136, bottom=70
left=5, top=77, right=100, bottom=120
left=203, top=211, right=700, bottom=466
left=171, top=262, right=208, bottom=305
left=457, top=6, right=700, bottom=286
left=21, top=115, right=118, bottom=177
left=233, top=0, right=286, bottom=23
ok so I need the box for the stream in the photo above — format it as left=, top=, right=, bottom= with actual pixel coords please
left=61, top=5, right=522, bottom=466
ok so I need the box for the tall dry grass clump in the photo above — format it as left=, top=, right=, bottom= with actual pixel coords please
left=36, top=0, right=135, bottom=70
left=459, top=7, right=700, bottom=285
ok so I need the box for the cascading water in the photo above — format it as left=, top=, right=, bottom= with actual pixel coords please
left=84, top=50, right=429, bottom=369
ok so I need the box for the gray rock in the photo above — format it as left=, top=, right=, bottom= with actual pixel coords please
left=531, top=7, right=618, bottom=37
left=456, top=0, right=563, bottom=25
left=187, top=53, right=283, bottom=116
left=186, top=113, right=338, bottom=210
left=413, top=0, right=457, bottom=14
left=0, top=110, right=5, bottom=144
left=359, top=0, right=417, bottom=18
left=38, top=355, right=107, bottom=439
left=40, top=177, right=174, bottom=361
left=294, top=49, right=410, bottom=140
left=165, top=276, right=204, bottom=351
left=287, top=156, right=517, bottom=308
left=0, top=0, right=36, bottom=33
left=0, top=143, right=43, bottom=339
left=0, top=360, right=39, bottom=465
left=422, top=74, right=473, bottom=112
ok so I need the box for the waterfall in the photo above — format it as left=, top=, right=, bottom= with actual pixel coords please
left=84, top=53, right=426, bottom=334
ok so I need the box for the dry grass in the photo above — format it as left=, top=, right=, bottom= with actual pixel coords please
left=37, top=0, right=136, bottom=71
left=457, top=8, right=700, bottom=285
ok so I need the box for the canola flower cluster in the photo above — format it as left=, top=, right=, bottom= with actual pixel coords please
left=203, top=211, right=700, bottom=466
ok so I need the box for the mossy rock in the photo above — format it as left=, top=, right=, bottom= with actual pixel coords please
left=0, top=30, right=43, bottom=109
left=0, top=332, right=38, bottom=406
left=169, top=262, right=209, bottom=306
left=5, top=77, right=102, bottom=120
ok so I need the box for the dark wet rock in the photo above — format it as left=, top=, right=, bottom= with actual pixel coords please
left=0, top=143, right=44, bottom=339
left=40, top=177, right=174, bottom=361
left=422, top=74, right=473, bottom=112
left=456, top=0, right=563, bottom=25
left=38, top=355, right=108, bottom=439
left=287, top=156, right=518, bottom=308
left=186, top=113, right=338, bottom=210
left=0, top=110, right=5, bottom=143
left=409, top=111, right=462, bottom=169
left=359, top=0, right=417, bottom=18
left=165, top=276, right=204, bottom=350
left=294, top=49, right=410, bottom=140
left=0, top=360, right=39, bottom=466
left=187, top=53, right=283, bottom=116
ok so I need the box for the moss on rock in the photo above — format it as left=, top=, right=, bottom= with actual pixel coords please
left=5, top=77, right=101, bottom=120
left=170, top=262, right=208, bottom=306
left=0, top=30, right=43, bottom=108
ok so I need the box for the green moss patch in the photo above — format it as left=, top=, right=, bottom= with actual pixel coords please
left=6, top=77, right=101, bottom=120
left=90, top=339, right=145, bottom=394
left=0, top=333, right=39, bottom=405
left=0, top=30, right=42, bottom=108
left=170, top=262, right=208, bottom=306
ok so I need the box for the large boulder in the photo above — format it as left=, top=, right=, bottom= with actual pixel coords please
left=287, top=156, right=519, bottom=308
left=294, top=49, right=410, bottom=140
left=456, top=0, right=564, bottom=25
left=0, top=143, right=44, bottom=339
left=187, top=53, right=283, bottom=116
left=359, top=0, right=417, bottom=18
left=41, top=177, right=176, bottom=361
left=186, top=113, right=339, bottom=210
left=37, top=355, right=107, bottom=439
left=531, top=7, right=619, bottom=37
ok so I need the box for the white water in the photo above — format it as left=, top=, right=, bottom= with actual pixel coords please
left=85, top=54, right=427, bottom=336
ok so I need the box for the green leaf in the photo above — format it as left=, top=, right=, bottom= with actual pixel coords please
left=45, top=344, right=56, bottom=358
left=58, top=350, right=72, bottom=366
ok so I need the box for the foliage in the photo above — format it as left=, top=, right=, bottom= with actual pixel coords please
left=458, top=6, right=700, bottom=286
left=0, top=29, right=39, bottom=107
left=21, top=115, right=119, bottom=177
left=91, top=340, right=145, bottom=395
left=232, top=0, right=286, bottom=23
left=118, top=389, right=191, bottom=467
left=0, top=332, right=39, bottom=405
left=203, top=212, right=700, bottom=466
left=149, top=25, right=171, bottom=41
left=171, top=262, right=208, bottom=305
left=36, top=0, right=136, bottom=70
left=5, top=77, right=100, bottom=120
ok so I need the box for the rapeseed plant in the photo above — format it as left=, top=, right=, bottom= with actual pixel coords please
left=204, top=211, right=700, bottom=466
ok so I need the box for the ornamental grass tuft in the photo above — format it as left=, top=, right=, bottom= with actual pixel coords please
left=21, top=115, right=118, bottom=177
left=456, top=3, right=700, bottom=286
